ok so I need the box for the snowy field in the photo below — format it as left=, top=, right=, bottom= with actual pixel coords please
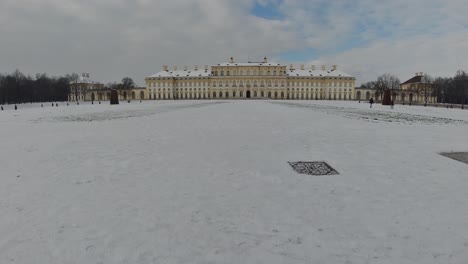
left=1, top=100, right=468, bottom=263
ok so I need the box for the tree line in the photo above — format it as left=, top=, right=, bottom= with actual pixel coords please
left=0, top=70, right=70, bottom=104
left=360, top=70, right=468, bottom=104
left=1, top=70, right=137, bottom=105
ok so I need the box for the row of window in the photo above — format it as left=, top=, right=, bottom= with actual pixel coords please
left=212, top=70, right=285, bottom=76
left=148, top=88, right=354, bottom=93
left=151, top=91, right=354, bottom=100
left=148, top=81, right=354, bottom=88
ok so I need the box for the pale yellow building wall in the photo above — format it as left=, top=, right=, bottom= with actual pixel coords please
left=145, top=64, right=356, bottom=101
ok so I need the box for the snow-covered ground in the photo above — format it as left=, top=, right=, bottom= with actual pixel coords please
left=1, top=100, right=468, bottom=263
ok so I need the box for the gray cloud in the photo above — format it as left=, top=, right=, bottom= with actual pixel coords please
left=1, top=0, right=467, bottom=85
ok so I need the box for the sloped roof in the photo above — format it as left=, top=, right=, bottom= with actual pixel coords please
left=286, top=69, right=352, bottom=78
left=217, top=62, right=282, bottom=66
left=402, top=75, right=423, bottom=85
left=73, top=75, right=102, bottom=85
left=148, top=69, right=211, bottom=78
left=326, top=69, right=352, bottom=78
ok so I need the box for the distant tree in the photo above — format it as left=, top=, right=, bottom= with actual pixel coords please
left=432, top=77, right=450, bottom=103
left=415, top=73, right=433, bottom=106
left=453, top=70, right=468, bottom=104
left=375, top=74, right=400, bottom=101
left=66, top=73, right=80, bottom=102
left=106, top=82, right=121, bottom=90
left=121, top=77, right=135, bottom=90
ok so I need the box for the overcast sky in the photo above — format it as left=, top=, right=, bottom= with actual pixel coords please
left=1, top=0, right=467, bottom=86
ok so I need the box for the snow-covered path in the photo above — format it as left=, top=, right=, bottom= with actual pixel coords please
left=1, top=100, right=468, bottom=263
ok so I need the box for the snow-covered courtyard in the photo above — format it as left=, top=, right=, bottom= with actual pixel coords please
left=1, top=100, right=468, bottom=263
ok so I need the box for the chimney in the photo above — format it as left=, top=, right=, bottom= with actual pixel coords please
left=163, top=65, right=168, bottom=71
left=174, top=66, right=178, bottom=71
left=321, top=65, right=326, bottom=71
left=263, top=57, right=268, bottom=63
left=332, top=65, right=337, bottom=70
left=229, top=57, right=234, bottom=63
left=311, top=65, right=316, bottom=70
left=300, top=64, right=305, bottom=70
left=194, top=65, right=199, bottom=71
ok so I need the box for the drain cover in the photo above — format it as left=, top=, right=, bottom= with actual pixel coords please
left=440, top=152, right=468, bottom=165
left=288, top=161, right=339, bottom=176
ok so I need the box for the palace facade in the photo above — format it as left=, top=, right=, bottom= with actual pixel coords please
left=145, top=57, right=356, bottom=100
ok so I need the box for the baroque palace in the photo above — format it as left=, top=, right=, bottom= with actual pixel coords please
left=145, top=57, right=356, bottom=100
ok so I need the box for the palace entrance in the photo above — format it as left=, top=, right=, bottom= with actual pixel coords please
left=246, top=90, right=251, bottom=99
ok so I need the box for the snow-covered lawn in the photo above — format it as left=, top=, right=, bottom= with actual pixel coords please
left=1, top=100, right=468, bottom=263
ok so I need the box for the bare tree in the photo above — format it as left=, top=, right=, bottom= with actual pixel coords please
left=375, top=74, right=400, bottom=101
left=416, top=73, right=433, bottom=106
left=66, top=73, right=80, bottom=101
left=121, top=77, right=135, bottom=90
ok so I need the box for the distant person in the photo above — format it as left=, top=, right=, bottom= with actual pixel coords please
left=369, top=98, right=374, bottom=108
left=15, top=105, right=17, bottom=110
left=1, top=106, right=3, bottom=111
left=56, top=103, right=58, bottom=107
left=41, top=104, right=43, bottom=108
left=391, top=100, right=394, bottom=109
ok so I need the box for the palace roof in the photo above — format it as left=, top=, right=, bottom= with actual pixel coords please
left=401, top=75, right=424, bottom=85
left=72, top=74, right=102, bottom=85
left=148, top=69, right=211, bottom=78
left=217, top=62, right=282, bottom=67
left=287, top=69, right=352, bottom=78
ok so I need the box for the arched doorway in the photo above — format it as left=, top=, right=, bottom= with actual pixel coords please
left=91, top=93, right=95, bottom=101
left=131, top=91, right=136, bottom=100
left=123, top=91, right=127, bottom=100
left=365, top=91, right=370, bottom=100
left=356, top=91, right=361, bottom=100
left=140, top=91, right=145, bottom=100
left=246, top=90, right=251, bottom=99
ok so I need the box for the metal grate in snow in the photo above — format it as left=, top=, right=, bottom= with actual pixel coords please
left=288, top=161, right=339, bottom=176
left=440, top=152, right=468, bottom=165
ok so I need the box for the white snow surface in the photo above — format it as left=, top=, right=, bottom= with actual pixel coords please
left=1, top=100, right=468, bottom=263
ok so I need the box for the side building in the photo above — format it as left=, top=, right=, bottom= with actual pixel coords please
left=145, top=57, right=356, bottom=100
left=69, top=73, right=104, bottom=102
left=355, top=72, right=438, bottom=104
left=69, top=73, right=146, bottom=102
